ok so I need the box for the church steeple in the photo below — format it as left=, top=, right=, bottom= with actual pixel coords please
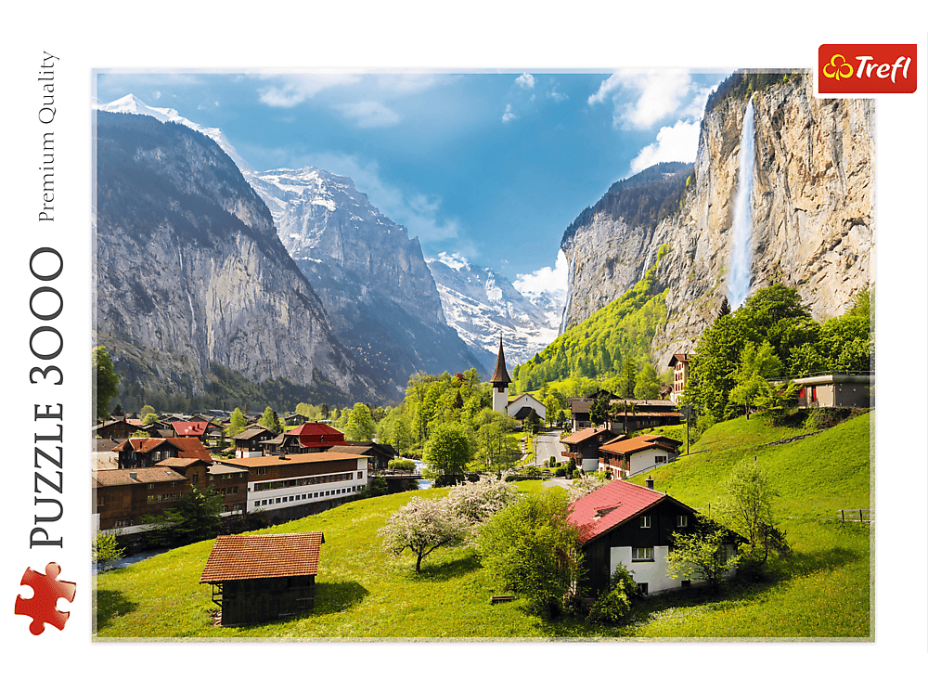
left=489, top=334, right=511, bottom=386
left=490, top=334, right=510, bottom=415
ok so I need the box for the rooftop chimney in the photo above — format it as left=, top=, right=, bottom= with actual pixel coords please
left=646, top=476, right=654, bottom=490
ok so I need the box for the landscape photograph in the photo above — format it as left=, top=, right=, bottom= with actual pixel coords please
left=91, top=67, right=873, bottom=641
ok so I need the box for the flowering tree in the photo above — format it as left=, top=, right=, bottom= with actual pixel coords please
left=568, top=472, right=607, bottom=503
left=378, top=496, right=469, bottom=573
left=444, top=477, right=519, bottom=532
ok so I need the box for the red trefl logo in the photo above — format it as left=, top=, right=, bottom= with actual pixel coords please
left=819, top=44, right=917, bottom=94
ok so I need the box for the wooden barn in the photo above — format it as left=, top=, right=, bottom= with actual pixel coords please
left=200, top=532, right=324, bottom=626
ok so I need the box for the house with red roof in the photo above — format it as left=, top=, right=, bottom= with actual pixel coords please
left=200, top=532, right=324, bottom=626
left=569, top=479, right=715, bottom=595
left=560, top=426, right=619, bottom=473
left=114, top=436, right=214, bottom=470
left=598, top=434, right=683, bottom=480
left=172, top=421, right=209, bottom=440
left=271, top=422, right=348, bottom=455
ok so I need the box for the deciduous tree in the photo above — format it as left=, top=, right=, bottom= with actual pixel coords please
left=378, top=496, right=468, bottom=572
left=476, top=488, right=584, bottom=617
left=345, top=402, right=377, bottom=441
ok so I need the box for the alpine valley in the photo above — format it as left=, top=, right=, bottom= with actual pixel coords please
left=94, top=69, right=872, bottom=411
left=94, top=96, right=557, bottom=409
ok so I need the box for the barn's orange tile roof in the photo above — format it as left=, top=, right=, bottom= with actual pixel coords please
left=200, top=533, right=324, bottom=583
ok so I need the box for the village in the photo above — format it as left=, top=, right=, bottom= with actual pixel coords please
left=93, top=337, right=873, bottom=629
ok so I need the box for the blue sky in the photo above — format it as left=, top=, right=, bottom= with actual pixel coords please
left=95, top=69, right=727, bottom=297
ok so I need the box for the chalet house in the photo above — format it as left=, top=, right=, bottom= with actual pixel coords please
left=284, top=413, right=308, bottom=426
left=114, top=436, right=214, bottom=470
left=94, top=452, right=250, bottom=534
left=200, top=532, right=324, bottom=626
left=560, top=427, right=619, bottom=473
left=172, top=421, right=209, bottom=442
left=569, top=480, right=708, bottom=595
left=604, top=399, right=683, bottom=435
left=159, top=458, right=249, bottom=515
left=339, top=441, right=399, bottom=471
left=792, top=373, right=873, bottom=409
left=507, top=393, right=546, bottom=423
left=267, top=422, right=348, bottom=456
left=93, top=418, right=138, bottom=442
left=667, top=353, right=690, bottom=405
left=234, top=451, right=368, bottom=519
left=598, top=434, right=683, bottom=480
left=566, top=391, right=617, bottom=431
left=232, top=426, right=279, bottom=458
left=93, top=466, right=189, bottom=533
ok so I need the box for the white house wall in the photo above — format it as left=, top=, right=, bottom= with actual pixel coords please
left=610, top=545, right=679, bottom=594
left=507, top=395, right=546, bottom=419
left=609, top=543, right=738, bottom=594
left=629, top=447, right=674, bottom=476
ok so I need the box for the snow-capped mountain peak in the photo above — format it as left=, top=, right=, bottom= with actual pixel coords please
left=94, top=94, right=254, bottom=174
left=425, top=253, right=564, bottom=367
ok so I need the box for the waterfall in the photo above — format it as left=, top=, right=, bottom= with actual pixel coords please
left=728, top=99, right=756, bottom=309
left=558, top=255, right=575, bottom=336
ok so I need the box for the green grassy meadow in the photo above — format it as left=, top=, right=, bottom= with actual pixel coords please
left=94, top=412, right=872, bottom=640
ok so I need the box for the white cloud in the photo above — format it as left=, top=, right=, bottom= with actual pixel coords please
left=629, top=119, right=702, bottom=174
left=589, top=69, right=698, bottom=130
left=547, top=88, right=568, bottom=103
left=257, top=73, right=361, bottom=108
left=513, top=249, right=569, bottom=299
left=335, top=100, right=401, bottom=128
left=515, top=73, right=536, bottom=89
left=431, top=252, right=471, bottom=271
left=502, top=103, right=516, bottom=123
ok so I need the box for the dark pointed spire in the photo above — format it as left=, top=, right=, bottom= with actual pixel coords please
left=489, top=334, right=511, bottom=385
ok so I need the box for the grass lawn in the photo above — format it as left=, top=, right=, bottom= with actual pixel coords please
left=95, top=413, right=871, bottom=640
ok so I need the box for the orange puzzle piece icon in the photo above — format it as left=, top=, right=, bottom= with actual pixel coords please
left=14, top=562, right=76, bottom=635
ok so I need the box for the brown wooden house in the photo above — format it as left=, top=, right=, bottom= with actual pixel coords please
left=93, top=466, right=188, bottom=531
left=200, top=532, right=324, bottom=626
left=114, top=436, right=214, bottom=469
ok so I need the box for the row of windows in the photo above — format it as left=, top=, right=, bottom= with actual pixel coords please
left=146, top=492, right=184, bottom=504
left=639, top=514, right=689, bottom=529
left=254, top=486, right=360, bottom=507
left=253, top=471, right=357, bottom=492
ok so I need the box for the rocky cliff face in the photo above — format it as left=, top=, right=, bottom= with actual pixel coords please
left=561, top=72, right=874, bottom=366
left=95, top=112, right=380, bottom=406
left=247, top=167, right=483, bottom=397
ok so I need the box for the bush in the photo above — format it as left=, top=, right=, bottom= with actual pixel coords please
left=554, top=466, right=567, bottom=478
left=358, top=476, right=388, bottom=499
left=588, top=564, right=638, bottom=625
left=388, top=459, right=416, bottom=471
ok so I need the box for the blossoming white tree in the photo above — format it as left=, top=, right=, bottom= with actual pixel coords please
left=444, top=477, right=519, bottom=529
left=378, top=496, right=469, bottom=573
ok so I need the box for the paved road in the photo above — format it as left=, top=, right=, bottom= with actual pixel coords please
left=534, top=431, right=565, bottom=467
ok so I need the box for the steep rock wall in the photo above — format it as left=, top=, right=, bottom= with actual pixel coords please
left=561, top=73, right=874, bottom=368
left=94, top=112, right=379, bottom=404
